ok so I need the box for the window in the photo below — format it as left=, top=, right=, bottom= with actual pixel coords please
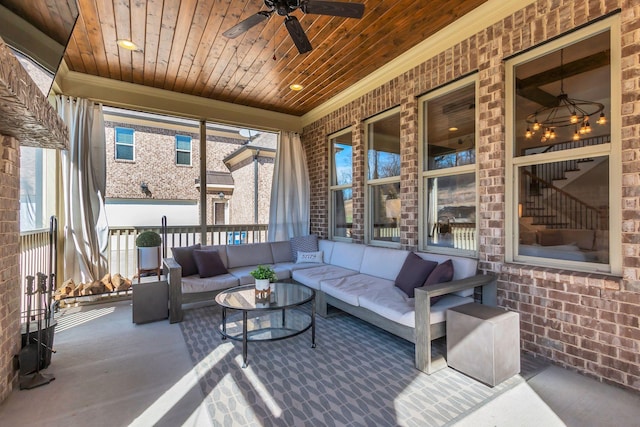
left=365, top=109, right=401, bottom=246
left=176, top=135, right=192, bottom=166
left=20, top=147, right=56, bottom=231
left=115, top=127, right=134, bottom=160
left=420, top=76, right=477, bottom=254
left=506, top=22, right=619, bottom=274
left=329, top=129, right=353, bottom=240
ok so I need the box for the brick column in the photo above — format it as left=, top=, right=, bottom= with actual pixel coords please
left=400, top=83, right=419, bottom=251
left=0, top=135, right=20, bottom=401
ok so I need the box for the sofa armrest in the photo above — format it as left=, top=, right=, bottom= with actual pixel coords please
left=163, top=258, right=183, bottom=323
left=413, top=273, right=496, bottom=374
left=415, top=274, right=496, bottom=299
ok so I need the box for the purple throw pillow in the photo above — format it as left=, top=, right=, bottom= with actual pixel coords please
left=423, top=259, right=454, bottom=304
left=172, top=244, right=201, bottom=277
left=192, top=250, right=228, bottom=278
left=394, top=253, right=438, bottom=298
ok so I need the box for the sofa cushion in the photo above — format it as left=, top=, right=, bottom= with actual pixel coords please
left=226, top=242, right=274, bottom=268
left=269, top=265, right=293, bottom=281
left=274, top=261, right=324, bottom=272
left=290, top=234, right=319, bottom=261
left=292, top=264, right=358, bottom=290
left=394, top=253, right=438, bottom=298
left=271, top=241, right=293, bottom=263
left=329, top=241, right=365, bottom=271
left=360, top=246, right=410, bottom=281
left=172, top=244, right=201, bottom=277
left=358, top=286, right=416, bottom=327
left=192, top=250, right=228, bottom=278
left=423, top=259, right=454, bottom=303
left=201, top=244, right=229, bottom=267
left=181, top=273, right=238, bottom=294
left=296, top=250, right=323, bottom=264
left=415, top=252, right=477, bottom=297
left=318, top=239, right=335, bottom=263
left=320, top=273, right=394, bottom=306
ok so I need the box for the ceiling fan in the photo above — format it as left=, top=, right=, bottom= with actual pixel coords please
left=223, top=0, right=365, bottom=54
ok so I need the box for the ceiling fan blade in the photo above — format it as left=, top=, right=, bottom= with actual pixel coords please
left=223, top=11, right=272, bottom=39
left=284, top=16, right=312, bottom=54
left=301, top=1, right=365, bottom=19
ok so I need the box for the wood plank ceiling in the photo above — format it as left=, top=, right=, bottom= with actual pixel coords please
left=4, top=0, right=489, bottom=116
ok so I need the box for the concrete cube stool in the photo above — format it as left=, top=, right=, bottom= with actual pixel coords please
left=446, top=302, right=520, bottom=386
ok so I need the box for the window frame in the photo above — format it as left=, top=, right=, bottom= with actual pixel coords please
left=364, top=107, right=401, bottom=248
left=328, top=127, right=354, bottom=242
left=418, top=74, right=479, bottom=257
left=505, top=17, right=621, bottom=275
left=114, top=127, right=135, bottom=161
left=175, top=134, right=192, bottom=166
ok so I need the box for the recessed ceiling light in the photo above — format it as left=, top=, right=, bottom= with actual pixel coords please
left=290, top=83, right=303, bottom=91
left=117, top=39, right=140, bottom=51
left=448, top=127, right=458, bottom=132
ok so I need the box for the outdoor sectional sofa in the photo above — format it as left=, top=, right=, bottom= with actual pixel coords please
left=163, top=238, right=496, bottom=374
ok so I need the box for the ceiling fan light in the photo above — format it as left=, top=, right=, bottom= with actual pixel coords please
left=290, top=83, right=303, bottom=91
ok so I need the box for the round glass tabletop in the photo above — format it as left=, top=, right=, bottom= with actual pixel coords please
left=215, top=281, right=314, bottom=311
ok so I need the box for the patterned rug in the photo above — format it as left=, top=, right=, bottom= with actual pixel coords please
left=180, top=302, right=547, bottom=427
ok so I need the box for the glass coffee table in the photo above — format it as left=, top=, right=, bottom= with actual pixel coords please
left=215, top=281, right=316, bottom=368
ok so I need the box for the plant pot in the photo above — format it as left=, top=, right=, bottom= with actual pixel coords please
left=255, top=278, right=270, bottom=299
left=138, top=246, right=160, bottom=270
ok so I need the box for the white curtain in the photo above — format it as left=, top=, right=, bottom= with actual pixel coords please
left=268, top=131, right=310, bottom=241
left=56, top=95, right=109, bottom=283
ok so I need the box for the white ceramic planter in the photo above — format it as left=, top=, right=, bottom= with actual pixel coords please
left=254, top=278, right=270, bottom=292
left=138, top=246, right=160, bottom=270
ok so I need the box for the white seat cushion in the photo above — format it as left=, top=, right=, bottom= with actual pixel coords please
left=358, top=291, right=473, bottom=327
left=292, top=265, right=358, bottom=290
left=181, top=274, right=238, bottom=294
left=320, top=273, right=394, bottom=306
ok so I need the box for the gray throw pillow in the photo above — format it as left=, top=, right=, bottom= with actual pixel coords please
left=290, top=234, right=319, bottom=262
left=394, top=252, right=438, bottom=298
left=193, top=250, right=228, bottom=278
left=172, top=244, right=201, bottom=277
left=423, top=259, right=454, bottom=304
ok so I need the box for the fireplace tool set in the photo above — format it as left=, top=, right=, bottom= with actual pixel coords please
left=18, top=216, right=58, bottom=390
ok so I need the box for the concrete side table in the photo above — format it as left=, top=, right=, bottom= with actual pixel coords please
left=132, top=278, right=169, bottom=324
left=446, top=302, right=520, bottom=386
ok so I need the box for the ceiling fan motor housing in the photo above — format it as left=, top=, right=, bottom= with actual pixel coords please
left=266, top=0, right=299, bottom=16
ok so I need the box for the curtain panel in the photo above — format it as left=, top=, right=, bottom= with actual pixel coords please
left=268, top=131, right=310, bottom=241
left=56, top=95, right=108, bottom=283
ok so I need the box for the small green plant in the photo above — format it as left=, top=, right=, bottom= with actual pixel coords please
left=135, top=230, right=162, bottom=247
left=250, top=265, right=277, bottom=282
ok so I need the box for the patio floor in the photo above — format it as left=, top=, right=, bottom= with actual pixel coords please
left=0, top=299, right=638, bottom=426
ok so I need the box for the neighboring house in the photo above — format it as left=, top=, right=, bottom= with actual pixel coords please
left=103, top=108, right=276, bottom=227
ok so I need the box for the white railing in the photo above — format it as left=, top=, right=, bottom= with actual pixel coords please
left=108, top=224, right=269, bottom=279
left=19, top=229, right=51, bottom=312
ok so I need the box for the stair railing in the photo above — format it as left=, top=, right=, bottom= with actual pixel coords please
left=521, top=169, right=602, bottom=230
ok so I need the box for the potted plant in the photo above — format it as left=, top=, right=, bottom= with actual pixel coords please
left=250, top=265, right=276, bottom=297
left=135, top=230, right=162, bottom=272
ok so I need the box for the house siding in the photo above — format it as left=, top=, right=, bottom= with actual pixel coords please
left=302, top=0, right=640, bottom=391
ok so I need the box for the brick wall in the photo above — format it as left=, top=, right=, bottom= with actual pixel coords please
left=301, top=0, right=640, bottom=391
left=0, top=135, right=20, bottom=401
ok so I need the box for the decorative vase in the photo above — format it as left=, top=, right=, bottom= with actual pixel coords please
left=255, top=279, right=270, bottom=299
left=138, top=246, right=160, bottom=270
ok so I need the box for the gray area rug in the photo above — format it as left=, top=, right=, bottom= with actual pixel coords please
left=180, top=303, right=547, bottom=427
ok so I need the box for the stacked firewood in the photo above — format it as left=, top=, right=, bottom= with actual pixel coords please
left=55, top=274, right=132, bottom=299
